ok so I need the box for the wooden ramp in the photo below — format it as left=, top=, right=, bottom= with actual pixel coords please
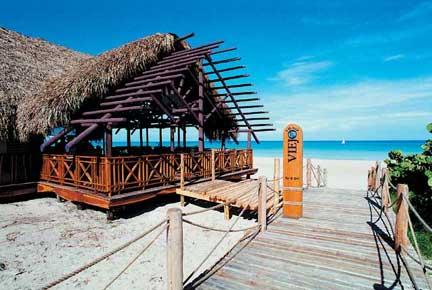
left=191, top=187, right=429, bottom=289
left=176, top=179, right=275, bottom=212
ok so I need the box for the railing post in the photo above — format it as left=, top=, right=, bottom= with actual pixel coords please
left=180, top=154, right=185, bottom=207
left=211, top=149, right=216, bottom=182
left=367, top=169, right=372, bottom=190
left=395, top=184, right=409, bottom=253
left=381, top=168, right=389, bottom=210
left=306, top=158, right=312, bottom=189
left=258, top=176, right=267, bottom=232
left=375, top=162, right=381, bottom=191
left=316, top=165, right=321, bottom=187
left=167, top=208, right=183, bottom=290
left=370, top=166, right=376, bottom=191
left=273, top=158, right=280, bottom=213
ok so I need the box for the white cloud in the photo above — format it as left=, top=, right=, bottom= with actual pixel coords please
left=263, top=77, right=432, bottom=138
left=384, top=54, right=405, bottom=62
left=270, top=60, right=332, bottom=86
left=399, top=1, right=432, bottom=22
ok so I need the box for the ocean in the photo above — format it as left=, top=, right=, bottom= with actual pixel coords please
left=112, top=140, right=426, bottom=160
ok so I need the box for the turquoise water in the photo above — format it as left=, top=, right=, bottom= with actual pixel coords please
left=112, top=140, right=425, bottom=160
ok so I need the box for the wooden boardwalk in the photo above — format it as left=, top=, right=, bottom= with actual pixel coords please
left=177, top=179, right=275, bottom=212
left=191, top=187, right=429, bottom=289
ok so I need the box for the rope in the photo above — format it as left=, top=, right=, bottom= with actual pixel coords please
left=404, top=195, right=432, bottom=234
left=406, top=209, right=432, bottom=289
left=182, top=204, right=225, bottom=216
left=183, top=219, right=259, bottom=233
left=183, top=183, right=259, bottom=285
left=42, top=219, right=167, bottom=289
left=266, top=184, right=280, bottom=195
left=402, top=246, right=432, bottom=271
left=267, top=177, right=282, bottom=182
left=102, top=223, right=168, bottom=290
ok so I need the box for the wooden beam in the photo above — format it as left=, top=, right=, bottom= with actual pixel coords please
left=211, top=83, right=252, bottom=90
left=150, top=94, right=177, bottom=123
left=100, top=96, right=152, bottom=107
left=204, top=65, right=245, bottom=75
left=115, top=80, right=171, bottom=94
left=133, top=67, right=188, bottom=81
left=235, top=117, right=269, bottom=121
left=105, top=89, right=162, bottom=100
left=205, top=55, right=259, bottom=143
left=226, top=105, right=263, bottom=110
left=40, top=128, right=71, bottom=152
left=203, top=57, right=240, bottom=66
left=82, top=106, right=142, bottom=116
left=237, top=124, right=273, bottom=127
left=175, top=32, right=195, bottom=43
left=70, top=118, right=127, bottom=124
left=170, top=40, right=224, bottom=56
left=208, top=74, right=249, bottom=83
left=198, top=61, right=205, bottom=152
left=226, top=111, right=269, bottom=116
left=105, top=126, right=112, bottom=157
left=124, top=74, right=184, bottom=87
left=166, top=208, right=183, bottom=290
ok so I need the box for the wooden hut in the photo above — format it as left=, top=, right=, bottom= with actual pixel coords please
left=4, top=30, right=273, bottom=216
left=0, top=28, right=90, bottom=199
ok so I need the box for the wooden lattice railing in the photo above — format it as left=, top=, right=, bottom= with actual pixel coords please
left=40, top=149, right=253, bottom=196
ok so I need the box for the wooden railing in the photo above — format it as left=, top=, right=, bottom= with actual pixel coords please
left=0, top=153, right=41, bottom=186
left=40, top=149, right=253, bottom=196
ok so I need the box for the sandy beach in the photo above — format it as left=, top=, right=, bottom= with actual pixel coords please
left=0, top=157, right=374, bottom=289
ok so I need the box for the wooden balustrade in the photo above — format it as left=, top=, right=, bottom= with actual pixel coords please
left=40, top=149, right=253, bottom=196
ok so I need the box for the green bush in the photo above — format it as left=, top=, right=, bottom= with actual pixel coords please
left=385, top=123, right=432, bottom=230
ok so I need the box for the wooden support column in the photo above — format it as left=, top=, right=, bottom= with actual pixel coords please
left=170, top=127, right=175, bottom=152
left=198, top=61, right=204, bottom=152
left=317, top=165, right=321, bottom=187
left=283, top=124, right=303, bottom=219
left=221, top=136, right=226, bottom=150
left=146, top=127, right=149, bottom=147
left=306, top=158, right=312, bottom=189
left=258, top=176, right=267, bottom=232
left=273, top=158, right=280, bottom=213
left=159, top=127, right=163, bottom=147
left=167, top=208, right=183, bottom=290
left=370, top=166, right=376, bottom=191
left=104, top=126, right=112, bottom=157
left=211, top=149, right=216, bottom=181
left=126, top=127, right=131, bottom=150
left=395, top=184, right=409, bottom=253
left=139, top=127, right=143, bottom=149
left=177, top=127, right=181, bottom=148
left=182, top=127, right=186, bottom=148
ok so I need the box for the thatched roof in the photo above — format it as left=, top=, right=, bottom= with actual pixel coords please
left=0, top=27, right=90, bottom=142
left=17, top=33, right=178, bottom=141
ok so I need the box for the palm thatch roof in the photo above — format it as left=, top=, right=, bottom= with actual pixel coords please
left=0, top=27, right=90, bottom=142
left=17, top=33, right=178, bottom=141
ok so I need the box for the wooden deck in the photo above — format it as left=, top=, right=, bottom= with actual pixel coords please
left=176, top=178, right=275, bottom=212
left=191, top=187, right=429, bottom=289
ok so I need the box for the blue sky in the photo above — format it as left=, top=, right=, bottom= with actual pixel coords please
left=2, top=0, right=431, bottom=141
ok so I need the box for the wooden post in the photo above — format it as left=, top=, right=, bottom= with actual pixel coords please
left=316, top=165, right=321, bottom=187
left=211, top=149, right=216, bottom=182
left=182, top=127, right=186, bottom=148
left=170, top=127, right=175, bottom=152
left=395, top=184, right=409, bottom=253
left=126, top=127, right=131, bottom=150
left=146, top=127, right=149, bottom=147
left=375, top=162, right=381, bottom=190
left=104, top=126, right=112, bottom=157
left=177, top=126, right=181, bottom=148
left=273, top=158, right=280, bottom=213
left=159, top=127, right=164, bottom=147
left=167, top=208, right=183, bottom=290
left=370, top=166, right=376, bottom=191
left=283, top=124, right=303, bottom=219
left=198, top=61, right=204, bottom=152
left=139, top=127, right=143, bottom=149
left=381, top=168, right=390, bottom=211
left=258, top=176, right=267, bottom=232
left=367, top=169, right=372, bottom=189
left=180, top=154, right=185, bottom=207
left=306, top=158, right=312, bottom=189
left=224, top=204, right=231, bottom=220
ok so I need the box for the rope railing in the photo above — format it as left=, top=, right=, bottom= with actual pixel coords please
left=44, top=168, right=280, bottom=290
left=42, top=219, right=168, bottom=289
left=366, top=163, right=432, bottom=289
left=305, top=158, right=327, bottom=188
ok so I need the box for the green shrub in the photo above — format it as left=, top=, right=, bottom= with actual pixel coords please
left=385, top=123, right=432, bottom=231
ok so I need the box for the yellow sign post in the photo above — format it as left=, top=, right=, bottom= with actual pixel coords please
left=282, top=123, right=303, bottom=219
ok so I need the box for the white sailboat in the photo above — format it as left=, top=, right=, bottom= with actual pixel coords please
left=341, top=138, right=346, bottom=145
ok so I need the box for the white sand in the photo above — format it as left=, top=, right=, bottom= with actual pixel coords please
left=0, top=157, right=374, bottom=289
left=254, top=157, right=375, bottom=190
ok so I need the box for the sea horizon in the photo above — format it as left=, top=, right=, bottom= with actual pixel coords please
left=111, top=140, right=426, bottom=161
